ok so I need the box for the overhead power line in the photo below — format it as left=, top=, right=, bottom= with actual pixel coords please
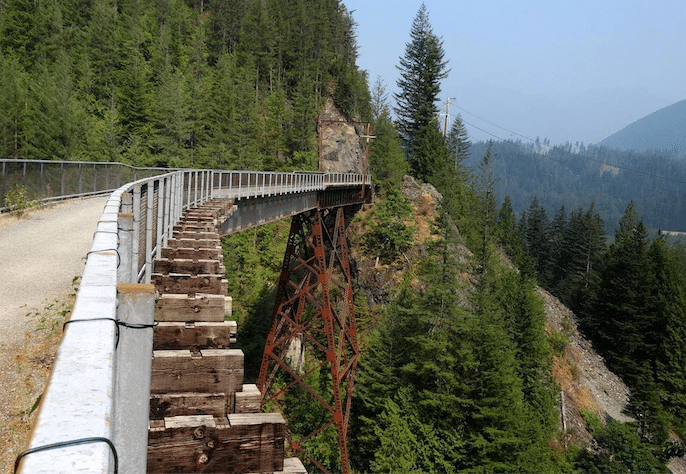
left=453, top=103, right=686, bottom=187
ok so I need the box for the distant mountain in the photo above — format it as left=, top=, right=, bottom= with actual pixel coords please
left=599, top=99, right=686, bottom=158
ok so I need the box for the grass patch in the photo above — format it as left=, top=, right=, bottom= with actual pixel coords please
left=0, top=277, right=78, bottom=473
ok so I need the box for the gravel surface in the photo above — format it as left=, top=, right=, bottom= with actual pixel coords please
left=0, top=196, right=108, bottom=470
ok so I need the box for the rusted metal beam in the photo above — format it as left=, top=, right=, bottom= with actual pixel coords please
left=258, top=207, right=359, bottom=474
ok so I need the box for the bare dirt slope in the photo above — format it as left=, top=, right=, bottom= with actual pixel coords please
left=541, top=287, right=686, bottom=473
left=539, top=288, right=633, bottom=445
left=0, top=196, right=108, bottom=472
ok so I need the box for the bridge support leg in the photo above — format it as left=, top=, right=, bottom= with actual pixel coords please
left=113, top=283, right=156, bottom=474
left=258, top=207, right=359, bottom=474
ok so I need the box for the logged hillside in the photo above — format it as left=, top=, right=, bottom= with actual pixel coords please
left=599, top=99, right=686, bottom=158
left=0, top=0, right=370, bottom=168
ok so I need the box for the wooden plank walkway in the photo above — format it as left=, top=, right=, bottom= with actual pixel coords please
left=148, top=198, right=306, bottom=474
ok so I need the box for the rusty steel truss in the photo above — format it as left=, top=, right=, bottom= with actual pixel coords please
left=257, top=207, right=359, bottom=474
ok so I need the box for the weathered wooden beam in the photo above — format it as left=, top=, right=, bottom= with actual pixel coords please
left=149, top=393, right=227, bottom=420
left=153, top=257, right=224, bottom=275
left=155, top=293, right=229, bottom=322
left=152, top=273, right=228, bottom=295
left=173, top=223, right=218, bottom=233
left=153, top=322, right=235, bottom=350
left=161, top=246, right=222, bottom=261
left=147, top=413, right=286, bottom=474
left=234, top=384, right=261, bottom=414
left=174, top=230, right=220, bottom=240
left=166, top=237, right=220, bottom=248
left=151, top=349, right=244, bottom=396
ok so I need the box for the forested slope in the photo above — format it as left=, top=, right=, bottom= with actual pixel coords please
left=466, top=140, right=686, bottom=234
left=0, top=0, right=369, bottom=168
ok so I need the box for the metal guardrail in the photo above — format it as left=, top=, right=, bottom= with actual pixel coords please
left=16, top=168, right=370, bottom=474
left=0, top=160, right=171, bottom=211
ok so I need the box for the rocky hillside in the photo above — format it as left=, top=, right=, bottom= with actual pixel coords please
left=539, top=287, right=632, bottom=441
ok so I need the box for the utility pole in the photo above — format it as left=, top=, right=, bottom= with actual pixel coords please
left=441, top=97, right=456, bottom=138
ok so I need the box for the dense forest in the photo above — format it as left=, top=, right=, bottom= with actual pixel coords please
left=466, top=139, right=686, bottom=234
left=4, top=0, right=686, bottom=472
left=0, top=0, right=369, bottom=169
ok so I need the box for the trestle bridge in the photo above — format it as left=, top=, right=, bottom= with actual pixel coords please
left=2, top=160, right=372, bottom=474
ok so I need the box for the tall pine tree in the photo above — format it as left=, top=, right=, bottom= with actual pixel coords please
left=393, top=3, right=449, bottom=179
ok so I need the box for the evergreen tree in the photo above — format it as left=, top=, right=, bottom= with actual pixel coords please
left=555, top=204, right=605, bottom=311
left=0, top=54, right=28, bottom=159
left=592, top=201, right=655, bottom=379
left=368, top=76, right=408, bottom=190
left=411, top=118, right=449, bottom=183
left=369, top=387, right=422, bottom=473
left=393, top=3, right=449, bottom=172
left=548, top=205, right=567, bottom=287
left=523, top=196, right=552, bottom=284
left=496, top=196, right=535, bottom=277
left=25, top=53, right=88, bottom=160
left=446, top=113, right=470, bottom=171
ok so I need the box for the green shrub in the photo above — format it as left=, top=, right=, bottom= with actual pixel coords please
left=5, top=184, right=33, bottom=214
left=366, top=189, right=414, bottom=262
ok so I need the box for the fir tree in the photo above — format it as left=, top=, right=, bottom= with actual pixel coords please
left=592, top=201, right=654, bottom=379
left=446, top=113, right=471, bottom=170
left=393, top=3, right=449, bottom=172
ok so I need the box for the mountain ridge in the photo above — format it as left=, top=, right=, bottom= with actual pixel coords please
left=599, top=98, right=686, bottom=158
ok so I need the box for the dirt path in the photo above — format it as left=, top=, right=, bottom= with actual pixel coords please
left=0, top=195, right=108, bottom=472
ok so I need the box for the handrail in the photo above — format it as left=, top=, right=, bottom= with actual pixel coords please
left=16, top=168, right=371, bottom=474
left=0, top=159, right=173, bottom=211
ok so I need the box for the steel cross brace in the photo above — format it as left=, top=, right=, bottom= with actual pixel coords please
left=257, top=207, right=359, bottom=474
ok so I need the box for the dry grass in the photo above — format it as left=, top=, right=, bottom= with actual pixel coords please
left=553, top=351, right=601, bottom=416
left=410, top=194, right=439, bottom=246
left=0, top=296, right=72, bottom=474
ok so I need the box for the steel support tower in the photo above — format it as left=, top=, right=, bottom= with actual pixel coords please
left=257, top=207, right=359, bottom=474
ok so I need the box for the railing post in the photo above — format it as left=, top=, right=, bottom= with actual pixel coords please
left=156, top=179, right=164, bottom=260
left=39, top=162, right=44, bottom=199
left=163, top=175, right=172, bottom=248
left=194, top=170, right=199, bottom=206
left=177, top=172, right=184, bottom=222
left=60, top=162, right=65, bottom=197
left=132, top=184, right=141, bottom=283
left=145, top=182, right=154, bottom=283
left=113, top=283, right=156, bottom=474
left=118, top=192, right=134, bottom=284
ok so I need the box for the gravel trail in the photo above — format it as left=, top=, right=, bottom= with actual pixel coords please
left=0, top=195, right=108, bottom=466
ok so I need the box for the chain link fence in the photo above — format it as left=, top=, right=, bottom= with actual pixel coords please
left=0, top=160, right=171, bottom=211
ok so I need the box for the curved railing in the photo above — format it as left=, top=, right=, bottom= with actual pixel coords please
left=15, top=168, right=370, bottom=474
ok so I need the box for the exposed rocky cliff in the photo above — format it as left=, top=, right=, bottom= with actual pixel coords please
left=318, top=99, right=366, bottom=174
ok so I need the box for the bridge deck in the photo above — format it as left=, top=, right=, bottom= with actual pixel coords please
left=10, top=168, right=370, bottom=474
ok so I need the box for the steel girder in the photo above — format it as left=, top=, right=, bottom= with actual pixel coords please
left=257, top=207, right=358, bottom=474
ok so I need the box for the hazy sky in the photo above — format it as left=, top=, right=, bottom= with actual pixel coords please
left=343, top=0, right=686, bottom=144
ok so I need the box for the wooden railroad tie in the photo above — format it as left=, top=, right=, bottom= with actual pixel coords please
left=146, top=198, right=301, bottom=474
